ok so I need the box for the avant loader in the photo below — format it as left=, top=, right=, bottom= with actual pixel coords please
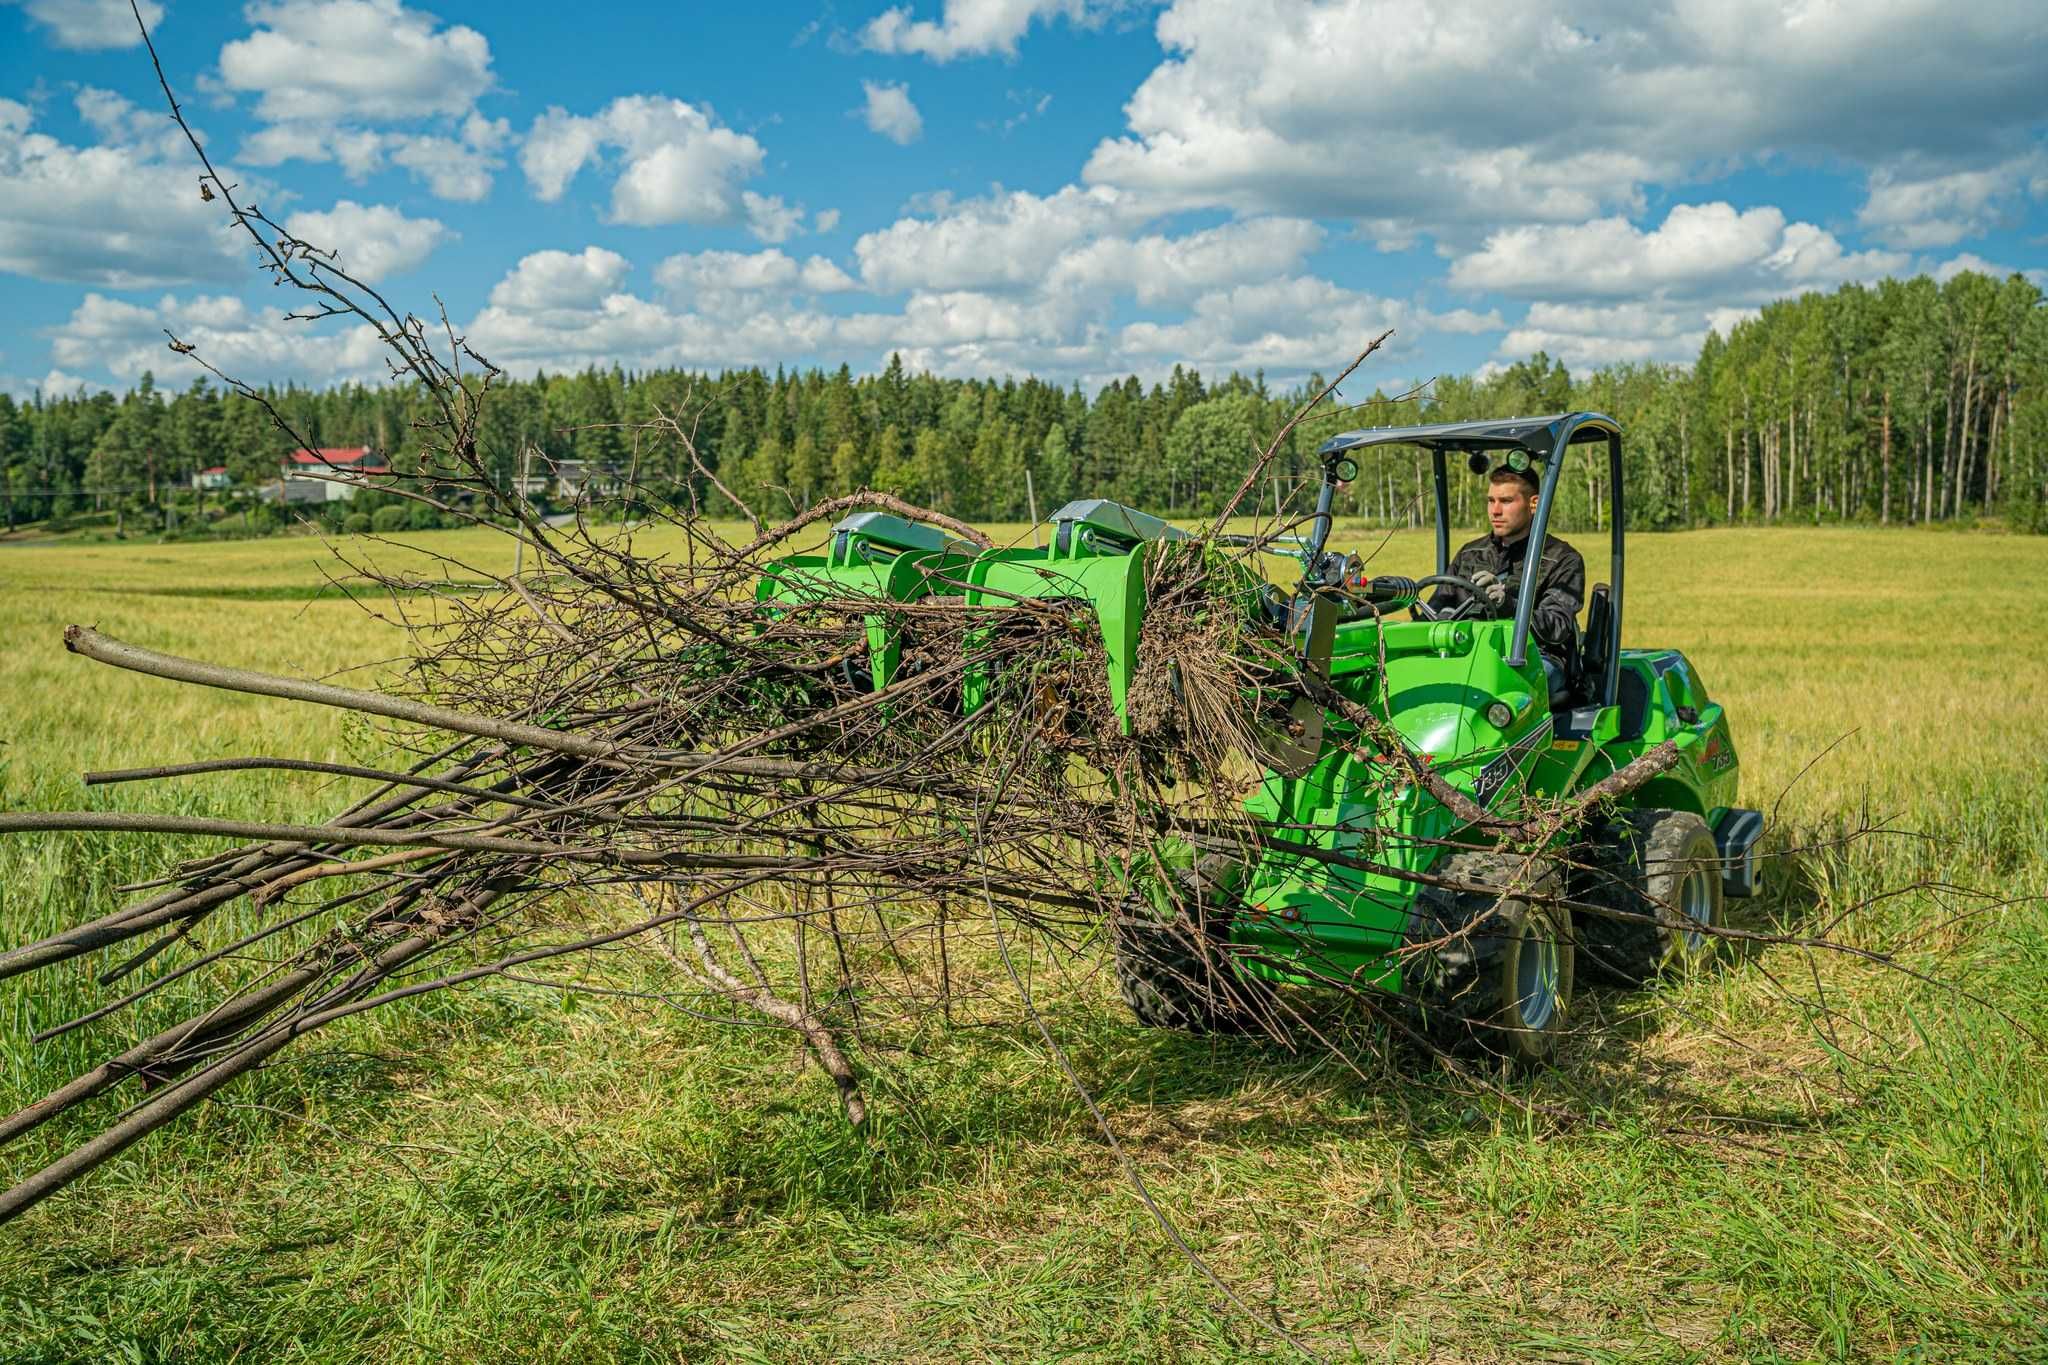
left=766, top=413, right=1762, bottom=1062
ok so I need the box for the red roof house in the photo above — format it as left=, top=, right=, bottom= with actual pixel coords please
left=286, top=446, right=390, bottom=471
left=271, top=446, right=391, bottom=504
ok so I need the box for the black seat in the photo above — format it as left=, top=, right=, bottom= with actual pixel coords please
left=1577, top=583, right=1612, bottom=706
left=1564, top=581, right=1648, bottom=738
left=1614, top=666, right=1650, bottom=741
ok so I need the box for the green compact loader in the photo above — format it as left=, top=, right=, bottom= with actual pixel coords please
left=768, top=413, right=1761, bottom=1062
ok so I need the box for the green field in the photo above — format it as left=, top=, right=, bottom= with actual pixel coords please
left=2, top=524, right=2045, bottom=1362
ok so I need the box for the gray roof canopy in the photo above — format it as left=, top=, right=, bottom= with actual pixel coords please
left=1315, top=412, right=1621, bottom=459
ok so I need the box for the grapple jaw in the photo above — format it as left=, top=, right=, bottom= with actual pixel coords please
left=763, top=501, right=1311, bottom=762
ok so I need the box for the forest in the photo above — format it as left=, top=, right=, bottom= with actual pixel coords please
left=3, top=267, right=2044, bottom=537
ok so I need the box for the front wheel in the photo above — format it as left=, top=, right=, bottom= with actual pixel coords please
left=1112, top=906, right=1271, bottom=1035
left=1417, top=850, right=1575, bottom=1066
left=1488, top=898, right=1575, bottom=1065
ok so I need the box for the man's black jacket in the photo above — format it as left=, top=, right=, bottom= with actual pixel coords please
left=1429, top=531, right=1586, bottom=664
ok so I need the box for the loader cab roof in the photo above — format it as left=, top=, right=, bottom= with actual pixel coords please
left=1315, top=413, right=1622, bottom=460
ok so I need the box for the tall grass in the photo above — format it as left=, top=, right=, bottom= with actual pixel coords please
left=1, top=525, right=2043, bottom=1362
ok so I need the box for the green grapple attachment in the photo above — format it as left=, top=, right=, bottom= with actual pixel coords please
left=757, top=511, right=979, bottom=690
left=959, top=499, right=1190, bottom=731
left=760, top=499, right=1226, bottom=733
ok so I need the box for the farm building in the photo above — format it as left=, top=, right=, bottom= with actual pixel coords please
left=552, top=459, right=623, bottom=502
left=266, top=446, right=391, bottom=504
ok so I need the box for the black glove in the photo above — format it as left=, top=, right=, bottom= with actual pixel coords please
left=1468, top=568, right=1509, bottom=610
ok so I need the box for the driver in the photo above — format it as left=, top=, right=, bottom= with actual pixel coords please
left=1430, top=462, right=1585, bottom=691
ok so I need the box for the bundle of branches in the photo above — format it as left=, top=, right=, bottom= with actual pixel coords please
left=1, top=11, right=1388, bottom=1221
left=0, top=499, right=1196, bottom=1199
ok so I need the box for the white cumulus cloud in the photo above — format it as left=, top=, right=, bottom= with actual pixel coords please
left=282, top=200, right=453, bottom=281
left=862, top=81, right=924, bottom=146
left=239, top=116, right=508, bottom=202
left=0, top=98, right=248, bottom=288
left=1044, top=216, right=1325, bottom=307
left=1451, top=201, right=1916, bottom=368
left=1929, top=252, right=2048, bottom=287
left=3, top=0, right=160, bottom=50
left=50, top=291, right=388, bottom=386
left=487, top=246, right=632, bottom=313
left=1497, top=301, right=1714, bottom=371
left=1450, top=203, right=1908, bottom=300
left=388, top=114, right=511, bottom=202
left=742, top=191, right=805, bottom=244
left=861, top=0, right=1112, bottom=61
left=654, top=248, right=858, bottom=317
left=1859, top=155, right=2048, bottom=250
left=854, top=184, right=1138, bottom=293
left=219, top=0, right=504, bottom=200
left=218, top=0, right=493, bottom=123
left=457, top=205, right=1458, bottom=391
left=1113, top=276, right=1440, bottom=380
left=520, top=96, right=794, bottom=236
left=1080, top=0, right=2048, bottom=245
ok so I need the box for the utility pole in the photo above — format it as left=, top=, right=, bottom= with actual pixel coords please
left=514, top=442, right=535, bottom=579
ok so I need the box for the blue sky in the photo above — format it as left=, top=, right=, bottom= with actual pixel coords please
left=2, top=0, right=2044, bottom=401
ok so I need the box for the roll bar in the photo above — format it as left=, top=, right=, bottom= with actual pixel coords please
left=1311, top=412, right=1625, bottom=707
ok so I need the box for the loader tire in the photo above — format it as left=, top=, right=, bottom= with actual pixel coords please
left=1574, top=810, right=1724, bottom=985
left=1414, top=849, right=1574, bottom=1067
left=1112, top=858, right=1270, bottom=1034
left=1113, top=915, right=1257, bottom=1033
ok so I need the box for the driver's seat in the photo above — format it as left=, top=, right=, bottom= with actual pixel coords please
left=1575, top=583, right=1613, bottom=706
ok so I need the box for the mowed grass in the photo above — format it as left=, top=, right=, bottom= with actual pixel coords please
left=1, top=523, right=2044, bottom=1363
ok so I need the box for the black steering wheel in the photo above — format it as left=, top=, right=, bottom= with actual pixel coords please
left=1409, top=573, right=1497, bottom=623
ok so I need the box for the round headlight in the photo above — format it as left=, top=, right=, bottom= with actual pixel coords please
left=1485, top=701, right=1515, bottom=729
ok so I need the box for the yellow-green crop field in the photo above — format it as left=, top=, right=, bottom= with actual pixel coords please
left=1, top=524, right=2044, bottom=1362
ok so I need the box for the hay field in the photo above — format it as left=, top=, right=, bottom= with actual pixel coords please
left=1, top=524, right=2044, bottom=1362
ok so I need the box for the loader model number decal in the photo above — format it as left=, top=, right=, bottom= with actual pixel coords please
left=1472, top=715, right=1555, bottom=809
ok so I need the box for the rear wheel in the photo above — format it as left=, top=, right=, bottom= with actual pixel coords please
left=1575, top=810, right=1724, bottom=984
left=1417, top=850, right=1575, bottom=1066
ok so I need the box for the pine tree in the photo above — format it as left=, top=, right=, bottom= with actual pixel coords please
left=831, top=438, right=867, bottom=495
left=786, top=430, right=824, bottom=509
left=871, top=424, right=914, bottom=494
left=741, top=434, right=789, bottom=516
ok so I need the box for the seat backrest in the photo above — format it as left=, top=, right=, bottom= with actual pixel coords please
left=1577, top=582, right=1612, bottom=704
left=1615, top=666, right=1652, bottom=742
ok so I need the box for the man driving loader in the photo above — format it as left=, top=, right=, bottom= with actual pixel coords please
left=1429, top=462, right=1585, bottom=698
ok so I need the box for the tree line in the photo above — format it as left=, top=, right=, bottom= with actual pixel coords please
left=2, top=267, right=2043, bottom=537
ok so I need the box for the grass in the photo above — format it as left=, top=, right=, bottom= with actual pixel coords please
left=2, top=521, right=2045, bottom=1362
